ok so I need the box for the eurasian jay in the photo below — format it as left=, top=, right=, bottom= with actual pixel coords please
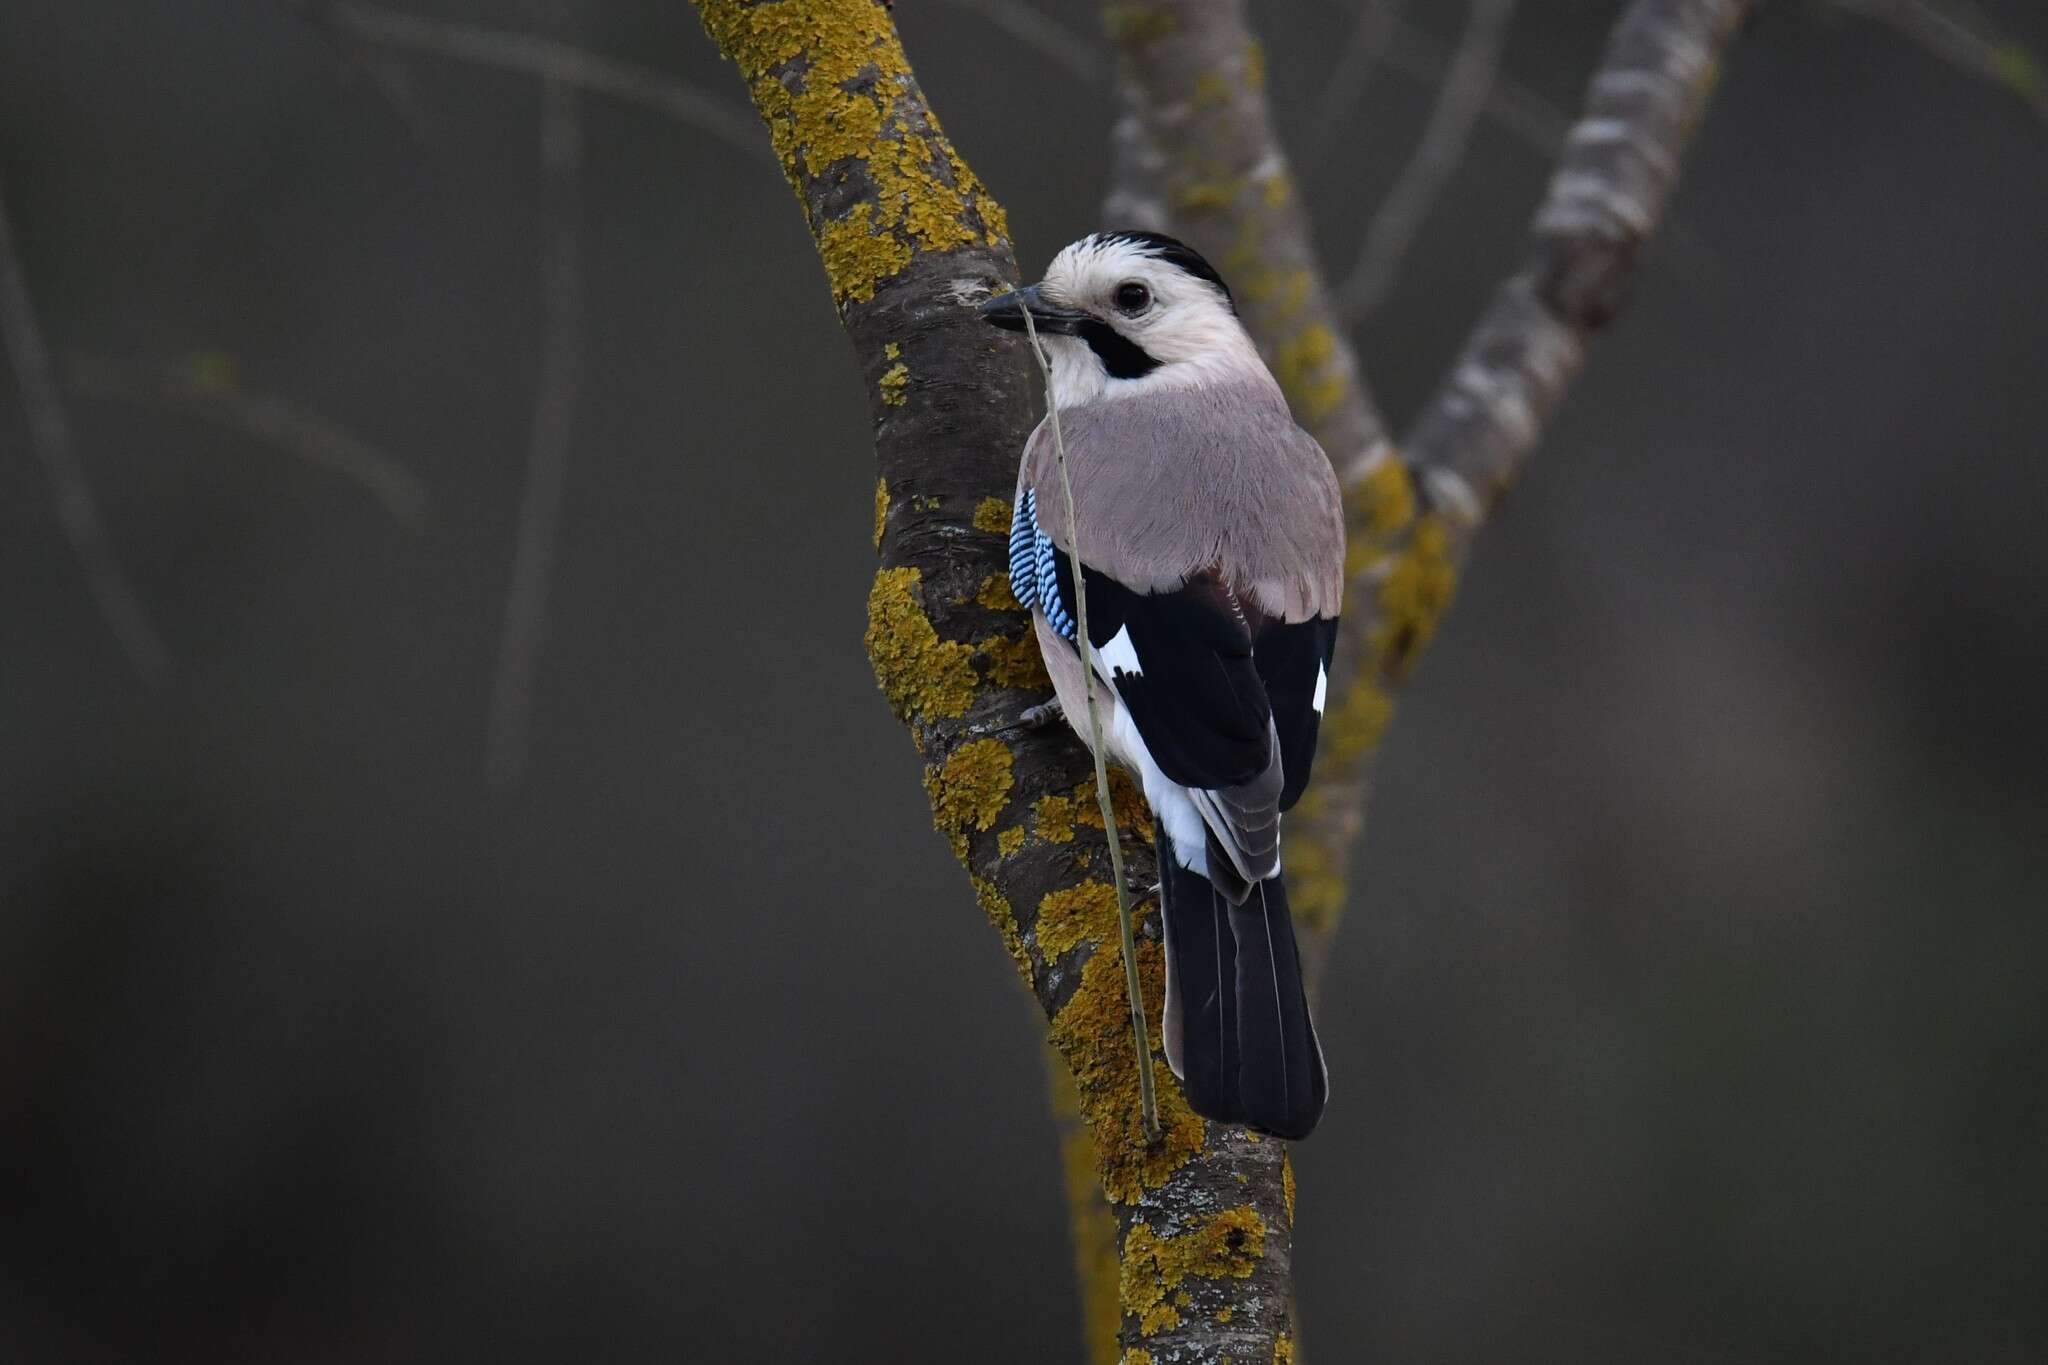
left=980, top=231, right=1344, bottom=1140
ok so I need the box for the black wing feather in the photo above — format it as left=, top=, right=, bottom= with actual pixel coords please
left=1254, top=616, right=1339, bottom=811
left=1049, top=545, right=1270, bottom=789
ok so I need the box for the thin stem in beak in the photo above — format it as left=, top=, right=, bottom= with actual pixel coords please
left=1015, top=300, right=1162, bottom=1146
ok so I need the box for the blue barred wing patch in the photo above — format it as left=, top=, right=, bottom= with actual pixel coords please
left=1007, top=490, right=1037, bottom=612
left=1006, top=488, right=1075, bottom=641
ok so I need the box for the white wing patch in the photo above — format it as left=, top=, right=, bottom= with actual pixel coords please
left=1099, top=624, right=1144, bottom=677
left=1312, top=661, right=1329, bottom=714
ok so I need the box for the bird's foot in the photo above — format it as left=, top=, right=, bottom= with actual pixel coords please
left=1018, top=698, right=1065, bottom=730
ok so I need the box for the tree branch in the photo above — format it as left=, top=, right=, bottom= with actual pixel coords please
left=1833, top=0, right=2047, bottom=123
left=487, top=78, right=584, bottom=788
left=691, top=3, right=1287, bottom=1359
left=1098, top=20, right=1750, bottom=1331
left=1308, top=0, right=1408, bottom=168
left=296, top=1, right=773, bottom=162
left=1293, top=0, right=1754, bottom=983
left=1335, top=0, right=1520, bottom=324
left=1383, top=14, right=1572, bottom=155
left=64, top=351, right=429, bottom=526
left=1406, top=0, right=1750, bottom=503
left=0, top=182, right=168, bottom=682
left=931, top=0, right=1108, bottom=86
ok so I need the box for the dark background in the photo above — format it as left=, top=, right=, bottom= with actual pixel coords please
left=3, top=1, right=2045, bottom=1360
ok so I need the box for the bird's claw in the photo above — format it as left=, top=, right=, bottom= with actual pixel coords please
left=1018, top=698, right=1065, bottom=730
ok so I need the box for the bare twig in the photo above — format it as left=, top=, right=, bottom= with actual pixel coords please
left=1308, top=0, right=1409, bottom=165
left=65, top=352, right=428, bottom=526
left=0, top=184, right=168, bottom=682
left=1385, top=18, right=1572, bottom=154
left=283, top=0, right=437, bottom=142
left=304, top=1, right=772, bottom=162
left=934, top=0, right=1107, bottom=85
left=1833, top=0, right=2048, bottom=121
left=1016, top=302, right=1162, bottom=1144
left=487, top=79, right=583, bottom=787
left=1405, top=0, right=1752, bottom=506
left=1336, top=0, right=1521, bottom=323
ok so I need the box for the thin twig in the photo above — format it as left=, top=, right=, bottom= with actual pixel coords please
left=1833, top=0, right=2048, bottom=122
left=1308, top=0, right=1409, bottom=165
left=487, top=79, right=583, bottom=788
left=1337, top=0, right=1520, bottom=323
left=65, top=352, right=428, bottom=526
left=1016, top=304, right=1161, bottom=1144
left=933, top=0, right=1107, bottom=85
left=1384, top=18, right=1571, bottom=154
left=1311, top=0, right=1570, bottom=157
left=0, top=183, right=168, bottom=682
left=306, top=0, right=773, bottom=162
left=283, top=0, right=437, bottom=142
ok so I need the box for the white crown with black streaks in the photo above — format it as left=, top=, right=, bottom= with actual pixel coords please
left=979, top=231, right=1275, bottom=408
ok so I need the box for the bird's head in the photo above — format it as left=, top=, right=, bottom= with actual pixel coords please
left=980, top=231, right=1270, bottom=407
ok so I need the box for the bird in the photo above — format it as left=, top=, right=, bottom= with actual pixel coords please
left=979, top=231, right=1344, bottom=1140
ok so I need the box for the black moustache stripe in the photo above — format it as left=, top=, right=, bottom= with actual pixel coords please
left=1076, top=319, right=1162, bottom=379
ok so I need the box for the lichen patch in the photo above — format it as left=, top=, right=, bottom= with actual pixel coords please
left=865, top=567, right=977, bottom=720
left=1120, top=1206, right=1266, bottom=1337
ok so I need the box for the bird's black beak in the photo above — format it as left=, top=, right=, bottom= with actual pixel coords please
left=978, top=283, right=1089, bottom=336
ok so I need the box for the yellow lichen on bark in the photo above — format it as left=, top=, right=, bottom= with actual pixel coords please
left=1035, top=792, right=1079, bottom=844
left=1049, top=1057, right=1123, bottom=1365
left=1121, top=1207, right=1267, bottom=1337
left=878, top=360, right=909, bottom=406
left=1274, top=1333, right=1296, bottom=1363
left=1070, top=771, right=1149, bottom=840
left=866, top=567, right=977, bottom=720
left=973, top=875, right=1031, bottom=984
left=814, top=201, right=911, bottom=305
left=1036, top=880, right=1121, bottom=957
left=980, top=632, right=1050, bottom=690
left=1350, top=448, right=1416, bottom=538
left=1282, top=1152, right=1296, bottom=1225
left=1272, top=323, right=1345, bottom=425
left=1321, top=671, right=1395, bottom=767
left=972, top=495, right=1013, bottom=534
left=1371, top=514, right=1458, bottom=680
left=872, top=478, right=889, bottom=551
left=996, top=825, right=1026, bottom=858
left=1278, top=790, right=1342, bottom=932
left=694, top=0, right=1006, bottom=304
left=976, top=573, right=1023, bottom=612
left=925, top=738, right=1014, bottom=845
left=1103, top=4, right=1177, bottom=46
left=1050, top=941, right=1204, bottom=1203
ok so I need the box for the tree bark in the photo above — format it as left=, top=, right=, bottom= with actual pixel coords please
left=691, top=2, right=1298, bottom=1359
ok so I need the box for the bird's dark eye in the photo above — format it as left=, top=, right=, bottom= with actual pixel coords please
left=1113, top=281, right=1152, bottom=315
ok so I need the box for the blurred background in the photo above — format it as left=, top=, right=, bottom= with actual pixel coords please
left=3, top=1, right=2045, bottom=1360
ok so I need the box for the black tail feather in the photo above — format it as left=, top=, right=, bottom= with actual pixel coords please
left=1159, top=824, right=1327, bottom=1139
left=1226, top=876, right=1326, bottom=1139
left=1159, top=833, right=1240, bottom=1122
